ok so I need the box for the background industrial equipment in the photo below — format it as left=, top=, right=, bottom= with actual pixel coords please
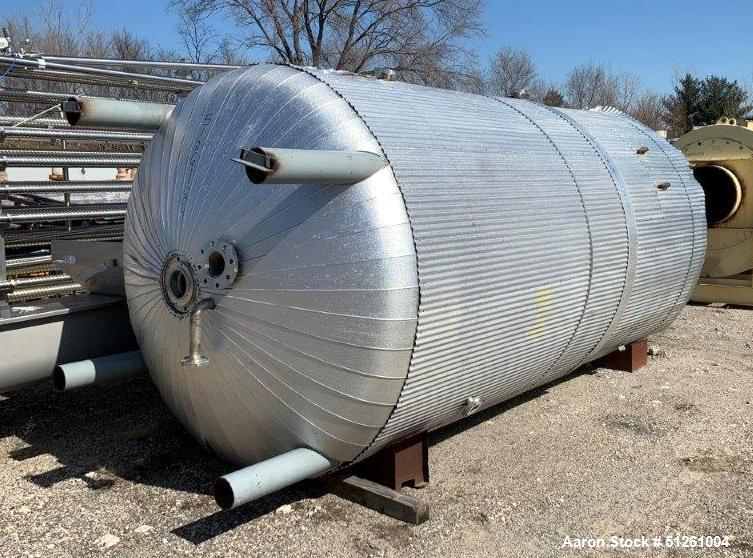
left=124, top=64, right=706, bottom=509
left=676, top=118, right=753, bottom=305
left=0, top=49, right=236, bottom=392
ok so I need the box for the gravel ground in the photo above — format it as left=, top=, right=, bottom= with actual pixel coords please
left=1, top=303, right=751, bottom=557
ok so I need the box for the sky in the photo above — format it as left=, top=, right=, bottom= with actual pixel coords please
left=2, top=0, right=752, bottom=94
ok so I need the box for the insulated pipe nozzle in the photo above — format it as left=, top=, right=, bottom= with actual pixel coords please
left=52, top=350, right=146, bottom=391
left=233, top=147, right=388, bottom=185
left=214, top=448, right=332, bottom=510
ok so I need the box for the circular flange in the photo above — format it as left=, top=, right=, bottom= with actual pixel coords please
left=195, top=239, right=240, bottom=290
left=161, top=254, right=198, bottom=315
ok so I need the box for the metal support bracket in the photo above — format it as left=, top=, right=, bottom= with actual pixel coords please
left=355, top=433, right=429, bottom=490
left=326, top=475, right=429, bottom=525
left=596, top=338, right=648, bottom=373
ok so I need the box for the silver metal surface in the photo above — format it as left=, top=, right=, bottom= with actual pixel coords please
left=3, top=225, right=124, bottom=249
left=0, top=116, right=69, bottom=127
left=0, top=55, right=202, bottom=90
left=234, top=147, right=388, bottom=184
left=0, top=273, right=72, bottom=291
left=62, top=96, right=174, bottom=131
left=6, top=281, right=83, bottom=303
left=0, top=87, right=73, bottom=104
left=181, top=298, right=216, bottom=367
left=0, top=181, right=132, bottom=194
left=124, top=65, right=704, bottom=472
left=39, top=56, right=240, bottom=72
left=0, top=154, right=141, bottom=168
left=51, top=240, right=125, bottom=296
left=0, top=205, right=126, bottom=223
left=0, top=127, right=152, bottom=143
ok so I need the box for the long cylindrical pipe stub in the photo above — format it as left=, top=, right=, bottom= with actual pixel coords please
left=63, top=96, right=174, bottom=131
left=240, top=147, right=388, bottom=185
left=52, top=350, right=146, bottom=391
left=214, top=449, right=332, bottom=510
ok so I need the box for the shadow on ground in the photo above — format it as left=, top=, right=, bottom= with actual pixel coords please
left=0, top=362, right=596, bottom=543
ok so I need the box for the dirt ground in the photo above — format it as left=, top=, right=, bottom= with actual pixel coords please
left=1, top=303, right=751, bottom=558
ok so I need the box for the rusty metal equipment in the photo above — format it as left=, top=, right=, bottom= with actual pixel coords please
left=676, top=118, right=753, bottom=305
left=123, top=65, right=705, bottom=508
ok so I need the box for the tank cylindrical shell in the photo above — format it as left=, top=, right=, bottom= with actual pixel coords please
left=124, top=65, right=705, bottom=469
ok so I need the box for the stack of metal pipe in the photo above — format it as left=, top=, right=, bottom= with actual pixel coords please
left=0, top=51, right=237, bottom=303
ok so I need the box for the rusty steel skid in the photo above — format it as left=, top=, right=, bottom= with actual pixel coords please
left=596, top=338, right=649, bottom=373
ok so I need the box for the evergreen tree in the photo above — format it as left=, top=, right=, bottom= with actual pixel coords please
left=662, top=73, right=702, bottom=136
left=697, top=75, right=752, bottom=125
left=542, top=87, right=566, bottom=107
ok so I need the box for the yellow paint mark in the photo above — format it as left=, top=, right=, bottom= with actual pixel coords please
left=528, top=285, right=556, bottom=339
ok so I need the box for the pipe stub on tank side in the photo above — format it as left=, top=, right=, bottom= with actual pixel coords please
left=214, top=448, right=332, bottom=510
left=52, top=350, right=146, bottom=391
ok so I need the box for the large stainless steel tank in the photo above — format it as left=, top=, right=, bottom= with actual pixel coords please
left=124, top=65, right=705, bottom=471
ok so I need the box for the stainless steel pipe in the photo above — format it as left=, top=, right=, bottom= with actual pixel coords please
left=0, top=273, right=72, bottom=292
left=5, top=254, right=52, bottom=269
left=0, top=181, right=132, bottom=194
left=0, top=87, right=72, bottom=104
left=0, top=127, right=153, bottom=143
left=181, top=298, right=216, bottom=367
left=0, top=205, right=127, bottom=223
left=235, top=147, right=389, bottom=185
left=62, top=96, right=174, bottom=131
left=0, top=116, right=69, bottom=127
left=214, top=449, right=332, bottom=509
left=0, top=55, right=202, bottom=89
left=6, top=281, right=82, bottom=303
left=40, top=56, right=240, bottom=72
left=0, top=155, right=140, bottom=169
left=52, top=350, right=146, bottom=391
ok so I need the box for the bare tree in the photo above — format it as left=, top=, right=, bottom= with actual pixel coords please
left=177, top=4, right=220, bottom=63
left=487, top=46, right=540, bottom=98
left=564, top=62, right=640, bottom=111
left=629, top=91, right=664, bottom=130
left=565, top=62, right=615, bottom=109
left=614, top=72, right=640, bottom=111
left=1, top=1, right=180, bottom=114
left=169, top=0, right=483, bottom=85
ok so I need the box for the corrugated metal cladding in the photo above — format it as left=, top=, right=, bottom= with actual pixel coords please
left=124, top=64, right=704, bottom=469
left=305, top=69, right=704, bottom=459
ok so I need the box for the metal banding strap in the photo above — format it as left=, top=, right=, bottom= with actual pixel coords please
left=547, top=106, right=639, bottom=363
left=491, top=98, right=595, bottom=380
left=605, top=110, right=699, bottom=329
left=297, top=65, right=422, bottom=465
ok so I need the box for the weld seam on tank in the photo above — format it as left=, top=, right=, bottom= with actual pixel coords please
left=214, top=448, right=332, bottom=509
left=297, top=65, right=422, bottom=468
left=546, top=106, right=639, bottom=364
left=607, top=110, right=703, bottom=328
left=491, top=98, right=595, bottom=383
left=52, top=350, right=146, bottom=391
